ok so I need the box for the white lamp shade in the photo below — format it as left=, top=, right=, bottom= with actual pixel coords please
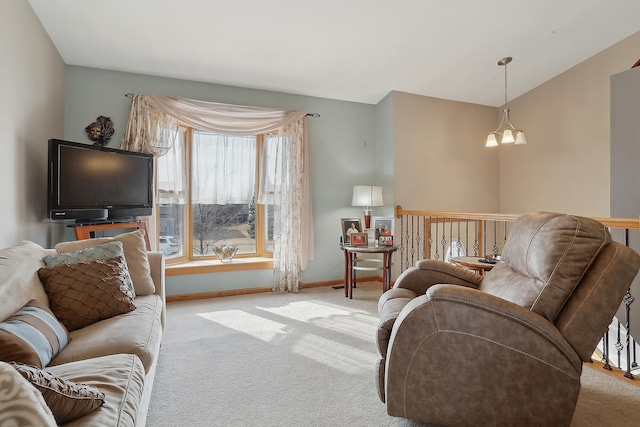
left=501, top=129, right=515, bottom=143
left=351, top=185, right=384, bottom=207
left=485, top=134, right=498, bottom=147
left=514, top=131, right=527, bottom=145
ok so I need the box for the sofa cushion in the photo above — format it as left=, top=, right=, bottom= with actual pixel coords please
left=0, top=240, right=50, bottom=323
left=50, top=294, right=163, bottom=374
left=0, top=299, right=70, bottom=368
left=38, top=257, right=136, bottom=332
left=0, top=361, right=57, bottom=427
left=479, top=212, right=611, bottom=322
left=10, top=361, right=105, bottom=424
left=47, top=354, right=146, bottom=427
left=43, top=241, right=135, bottom=298
left=55, top=230, right=155, bottom=296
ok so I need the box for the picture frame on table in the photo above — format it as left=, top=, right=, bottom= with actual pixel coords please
left=350, top=233, right=368, bottom=247
left=378, top=235, right=394, bottom=246
left=341, top=218, right=363, bottom=245
left=372, top=216, right=394, bottom=240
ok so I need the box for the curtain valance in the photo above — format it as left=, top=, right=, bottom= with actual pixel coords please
left=144, top=94, right=305, bottom=136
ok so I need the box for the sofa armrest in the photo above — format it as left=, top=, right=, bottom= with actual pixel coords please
left=147, top=251, right=166, bottom=327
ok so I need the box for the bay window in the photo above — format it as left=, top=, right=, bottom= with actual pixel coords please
left=157, top=127, right=274, bottom=262
left=123, top=94, right=313, bottom=291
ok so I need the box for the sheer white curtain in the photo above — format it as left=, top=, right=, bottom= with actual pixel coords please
left=192, top=132, right=256, bottom=205
left=122, top=94, right=314, bottom=292
left=155, top=127, right=187, bottom=205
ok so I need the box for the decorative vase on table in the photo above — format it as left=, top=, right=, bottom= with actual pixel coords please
left=213, top=244, right=238, bottom=263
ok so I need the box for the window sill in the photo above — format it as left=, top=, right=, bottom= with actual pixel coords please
left=165, top=257, right=273, bottom=276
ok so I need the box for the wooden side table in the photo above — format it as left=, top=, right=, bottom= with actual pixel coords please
left=341, top=245, right=398, bottom=299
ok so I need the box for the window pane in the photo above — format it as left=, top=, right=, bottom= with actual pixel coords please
left=191, top=132, right=258, bottom=257
left=159, top=203, right=185, bottom=257
left=192, top=202, right=256, bottom=256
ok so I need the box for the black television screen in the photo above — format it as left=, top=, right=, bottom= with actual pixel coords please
left=48, top=139, right=154, bottom=221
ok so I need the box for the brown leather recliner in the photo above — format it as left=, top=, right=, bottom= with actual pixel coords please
left=376, top=212, right=640, bottom=426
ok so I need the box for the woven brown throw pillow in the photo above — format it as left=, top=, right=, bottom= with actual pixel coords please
left=38, top=256, right=136, bottom=331
left=55, top=229, right=155, bottom=295
left=10, top=361, right=105, bottom=424
left=43, top=241, right=136, bottom=298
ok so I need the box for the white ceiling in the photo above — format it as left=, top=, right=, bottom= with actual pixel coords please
left=27, top=0, right=640, bottom=106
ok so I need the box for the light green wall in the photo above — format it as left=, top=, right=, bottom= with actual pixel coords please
left=0, top=0, right=65, bottom=248
left=63, top=66, right=379, bottom=295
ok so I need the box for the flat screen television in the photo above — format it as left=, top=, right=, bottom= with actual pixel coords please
left=48, top=139, right=154, bottom=222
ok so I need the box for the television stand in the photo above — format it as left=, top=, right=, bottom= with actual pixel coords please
left=74, top=217, right=135, bottom=225
left=70, top=220, right=151, bottom=250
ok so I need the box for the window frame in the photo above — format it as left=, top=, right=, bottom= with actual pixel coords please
left=157, top=127, right=273, bottom=270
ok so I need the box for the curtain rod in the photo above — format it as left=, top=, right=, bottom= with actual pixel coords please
left=124, top=93, right=320, bottom=117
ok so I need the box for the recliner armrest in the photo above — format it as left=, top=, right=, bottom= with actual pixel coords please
left=393, top=259, right=482, bottom=296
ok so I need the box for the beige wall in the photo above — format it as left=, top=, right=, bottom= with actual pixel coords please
left=374, top=92, right=395, bottom=218
left=0, top=0, right=65, bottom=247
left=499, top=31, right=640, bottom=217
left=392, top=91, right=500, bottom=213
left=386, top=31, right=640, bottom=218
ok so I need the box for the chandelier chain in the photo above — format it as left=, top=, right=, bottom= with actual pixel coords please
left=504, top=61, right=508, bottom=108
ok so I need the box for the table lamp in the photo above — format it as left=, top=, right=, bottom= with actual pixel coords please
left=351, top=185, right=383, bottom=229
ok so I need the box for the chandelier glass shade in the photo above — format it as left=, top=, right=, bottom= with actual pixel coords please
left=486, top=57, right=527, bottom=147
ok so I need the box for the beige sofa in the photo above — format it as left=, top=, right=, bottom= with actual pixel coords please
left=0, top=231, right=165, bottom=427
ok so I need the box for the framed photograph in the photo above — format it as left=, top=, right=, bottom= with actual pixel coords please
left=350, top=232, right=368, bottom=247
left=341, top=218, right=363, bottom=245
left=372, top=216, right=394, bottom=241
left=379, top=235, right=394, bottom=246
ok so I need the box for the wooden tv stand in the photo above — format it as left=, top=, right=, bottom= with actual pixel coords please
left=71, top=220, right=151, bottom=250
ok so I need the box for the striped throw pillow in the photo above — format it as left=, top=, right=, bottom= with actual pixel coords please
left=0, top=299, right=70, bottom=368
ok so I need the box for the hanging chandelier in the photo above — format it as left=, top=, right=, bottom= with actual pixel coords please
left=485, top=57, right=527, bottom=147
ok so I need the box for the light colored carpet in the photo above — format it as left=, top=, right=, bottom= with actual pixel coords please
left=147, top=283, right=640, bottom=427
